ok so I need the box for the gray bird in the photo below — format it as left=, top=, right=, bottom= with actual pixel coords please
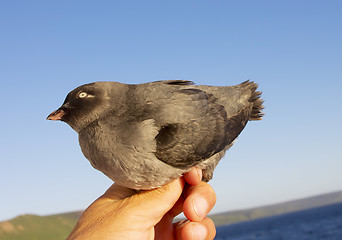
left=47, top=80, right=263, bottom=190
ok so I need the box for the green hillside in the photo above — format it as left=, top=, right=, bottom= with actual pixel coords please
left=0, top=212, right=82, bottom=240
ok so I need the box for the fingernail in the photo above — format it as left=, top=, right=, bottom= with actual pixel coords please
left=192, top=223, right=207, bottom=240
left=193, top=197, right=208, bottom=219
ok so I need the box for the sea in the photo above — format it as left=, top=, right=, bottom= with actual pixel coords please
left=215, top=202, right=342, bottom=240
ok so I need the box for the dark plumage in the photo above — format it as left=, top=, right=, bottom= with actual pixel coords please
left=47, top=80, right=264, bottom=189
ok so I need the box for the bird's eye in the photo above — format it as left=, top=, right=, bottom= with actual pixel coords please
left=78, top=92, right=88, bottom=98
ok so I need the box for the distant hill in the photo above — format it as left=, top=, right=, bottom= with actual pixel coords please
left=1, top=191, right=342, bottom=239
left=211, top=190, right=342, bottom=226
left=0, top=211, right=82, bottom=240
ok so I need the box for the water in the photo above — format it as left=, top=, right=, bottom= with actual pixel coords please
left=215, top=202, right=342, bottom=240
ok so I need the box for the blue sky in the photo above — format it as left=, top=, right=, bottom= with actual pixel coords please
left=1, top=1, right=341, bottom=221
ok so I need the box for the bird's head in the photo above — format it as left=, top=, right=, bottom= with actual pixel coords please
left=47, top=82, right=121, bottom=132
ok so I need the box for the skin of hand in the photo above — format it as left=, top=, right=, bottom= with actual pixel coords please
left=67, top=168, right=217, bottom=240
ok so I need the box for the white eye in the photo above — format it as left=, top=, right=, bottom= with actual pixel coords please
left=78, top=92, right=88, bottom=98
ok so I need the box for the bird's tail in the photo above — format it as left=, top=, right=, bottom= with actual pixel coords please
left=241, top=81, right=264, bottom=121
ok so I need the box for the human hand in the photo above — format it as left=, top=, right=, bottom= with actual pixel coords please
left=67, top=168, right=216, bottom=240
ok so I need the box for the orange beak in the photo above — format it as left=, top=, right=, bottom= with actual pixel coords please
left=46, top=109, right=65, bottom=121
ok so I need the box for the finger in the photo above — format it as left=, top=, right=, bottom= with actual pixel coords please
left=156, top=167, right=203, bottom=220
left=173, top=220, right=188, bottom=240
left=174, top=217, right=216, bottom=240
left=183, top=182, right=216, bottom=222
left=183, top=167, right=202, bottom=186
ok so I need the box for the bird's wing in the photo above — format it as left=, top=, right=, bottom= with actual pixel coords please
left=153, top=88, right=229, bottom=168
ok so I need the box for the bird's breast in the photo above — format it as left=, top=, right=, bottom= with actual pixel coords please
left=78, top=122, right=185, bottom=189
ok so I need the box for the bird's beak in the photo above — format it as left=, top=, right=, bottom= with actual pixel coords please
left=46, top=109, right=65, bottom=121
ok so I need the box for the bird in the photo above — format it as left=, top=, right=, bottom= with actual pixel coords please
left=47, top=80, right=264, bottom=190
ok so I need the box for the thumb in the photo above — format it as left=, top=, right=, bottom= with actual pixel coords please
left=128, top=178, right=185, bottom=225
